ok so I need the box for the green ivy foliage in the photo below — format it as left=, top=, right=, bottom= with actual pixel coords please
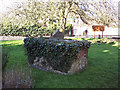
left=24, top=37, right=90, bottom=72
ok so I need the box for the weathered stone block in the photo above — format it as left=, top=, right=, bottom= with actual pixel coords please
left=24, top=37, right=90, bottom=75
left=33, top=48, right=88, bottom=74
left=68, top=48, right=88, bottom=74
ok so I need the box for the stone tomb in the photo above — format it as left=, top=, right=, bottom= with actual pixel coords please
left=31, top=40, right=90, bottom=75
left=68, top=48, right=88, bottom=74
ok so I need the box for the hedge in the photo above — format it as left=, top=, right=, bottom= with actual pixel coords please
left=0, top=23, right=72, bottom=37
left=24, top=37, right=90, bottom=72
left=0, top=24, right=56, bottom=37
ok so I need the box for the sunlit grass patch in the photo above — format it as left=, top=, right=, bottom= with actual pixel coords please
left=1, top=40, right=24, bottom=46
left=112, top=42, right=118, bottom=47
left=103, top=50, right=109, bottom=52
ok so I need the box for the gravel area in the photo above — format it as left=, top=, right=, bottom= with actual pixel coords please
left=0, top=36, right=76, bottom=41
left=0, top=36, right=28, bottom=41
left=1, top=36, right=119, bottom=41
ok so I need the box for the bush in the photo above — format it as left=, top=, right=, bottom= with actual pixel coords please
left=24, top=37, right=90, bottom=72
left=0, top=22, right=73, bottom=37
left=2, top=64, right=35, bottom=88
left=0, top=24, right=53, bottom=37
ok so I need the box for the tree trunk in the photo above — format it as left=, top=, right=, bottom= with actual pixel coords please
left=52, top=1, right=69, bottom=39
left=52, top=10, right=66, bottom=39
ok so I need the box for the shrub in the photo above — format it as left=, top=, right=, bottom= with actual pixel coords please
left=0, top=22, right=73, bottom=37
left=24, top=37, right=90, bottom=72
left=0, top=24, right=53, bottom=37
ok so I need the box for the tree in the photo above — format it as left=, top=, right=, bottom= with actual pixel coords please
left=1, top=0, right=118, bottom=38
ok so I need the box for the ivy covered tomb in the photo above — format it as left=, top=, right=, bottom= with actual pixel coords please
left=24, top=37, right=91, bottom=74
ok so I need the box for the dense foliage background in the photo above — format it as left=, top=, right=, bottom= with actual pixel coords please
left=0, top=22, right=72, bottom=37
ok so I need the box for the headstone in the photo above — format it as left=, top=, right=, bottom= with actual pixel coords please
left=52, top=30, right=64, bottom=39
left=97, top=40, right=101, bottom=43
left=98, top=35, right=101, bottom=39
left=109, top=42, right=114, bottom=44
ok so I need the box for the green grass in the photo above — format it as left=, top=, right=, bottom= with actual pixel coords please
left=1, top=38, right=119, bottom=88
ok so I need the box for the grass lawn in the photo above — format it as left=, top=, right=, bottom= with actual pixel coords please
left=1, top=38, right=119, bottom=88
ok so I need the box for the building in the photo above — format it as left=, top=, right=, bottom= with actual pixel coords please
left=67, top=16, right=119, bottom=38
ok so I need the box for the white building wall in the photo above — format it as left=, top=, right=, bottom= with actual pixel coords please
left=87, top=27, right=118, bottom=36
left=68, top=17, right=119, bottom=37
left=73, top=26, right=118, bottom=37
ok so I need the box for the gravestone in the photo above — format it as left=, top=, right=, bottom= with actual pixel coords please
left=24, top=37, right=91, bottom=75
left=98, top=35, right=101, bottom=39
left=52, top=30, right=64, bottom=39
